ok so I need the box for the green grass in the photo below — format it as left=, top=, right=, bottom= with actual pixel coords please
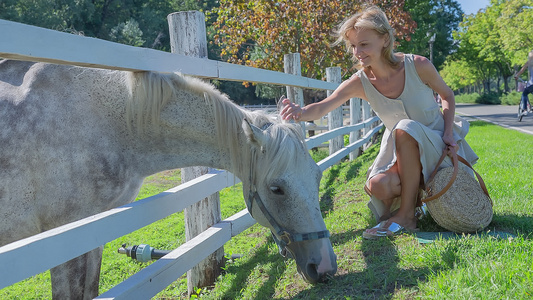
left=1, top=120, right=532, bottom=299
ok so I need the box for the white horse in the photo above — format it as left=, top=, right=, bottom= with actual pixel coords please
left=0, top=60, right=337, bottom=299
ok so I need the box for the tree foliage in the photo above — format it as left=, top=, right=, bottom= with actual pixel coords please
left=209, top=0, right=416, bottom=80
left=496, top=0, right=533, bottom=65
left=440, top=59, right=476, bottom=91
left=0, top=0, right=218, bottom=49
left=441, top=0, right=533, bottom=93
left=397, top=0, right=463, bottom=70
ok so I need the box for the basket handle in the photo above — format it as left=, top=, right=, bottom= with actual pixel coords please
left=422, top=146, right=492, bottom=205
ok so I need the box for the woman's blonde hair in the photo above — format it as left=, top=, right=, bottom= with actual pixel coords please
left=334, top=6, right=399, bottom=69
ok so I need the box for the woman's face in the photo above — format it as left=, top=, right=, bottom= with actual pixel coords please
left=347, top=28, right=387, bottom=68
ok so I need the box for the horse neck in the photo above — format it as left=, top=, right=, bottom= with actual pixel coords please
left=128, top=76, right=254, bottom=179
left=181, top=92, right=253, bottom=177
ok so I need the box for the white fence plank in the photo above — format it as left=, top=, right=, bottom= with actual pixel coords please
left=317, top=123, right=383, bottom=171
left=96, top=210, right=254, bottom=299
left=305, top=116, right=381, bottom=149
left=0, top=20, right=218, bottom=76
left=217, top=60, right=334, bottom=89
left=223, top=209, right=256, bottom=237
left=96, top=222, right=231, bottom=300
left=0, top=19, right=338, bottom=91
left=0, top=170, right=239, bottom=289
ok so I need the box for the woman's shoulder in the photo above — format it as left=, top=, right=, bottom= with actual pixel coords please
left=342, top=71, right=366, bottom=100
left=348, top=69, right=365, bottom=81
left=407, top=54, right=436, bottom=82
left=410, top=54, right=431, bottom=68
left=399, top=53, right=429, bottom=65
left=349, top=69, right=366, bottom=83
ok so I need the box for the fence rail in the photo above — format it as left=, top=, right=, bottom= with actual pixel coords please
left=0, top=14, right=382, bottom=298
left=0, top=19, right=336, bottom=91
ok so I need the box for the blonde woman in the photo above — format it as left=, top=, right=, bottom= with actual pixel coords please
left=280, top=6, right=478, bottom=239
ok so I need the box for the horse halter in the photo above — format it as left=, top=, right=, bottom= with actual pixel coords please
left=246, top=189, right=330, bottom=257
left=246, top=122, right=330, bottom=257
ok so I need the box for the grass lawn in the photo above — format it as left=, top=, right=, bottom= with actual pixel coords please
left=1, top=120, right=532, bottom=299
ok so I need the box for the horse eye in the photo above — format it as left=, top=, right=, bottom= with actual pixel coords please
left=270, top=186, right=284, bottom=195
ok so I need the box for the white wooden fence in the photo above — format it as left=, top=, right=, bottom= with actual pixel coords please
left=0, top=12, right=382, bottom=299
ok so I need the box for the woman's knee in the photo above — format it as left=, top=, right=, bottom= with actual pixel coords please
left=395, top=129, right=420, bottom=156
left=395, top=129, right=415, bottom=143
left=367, top=173, right=400, bottom=198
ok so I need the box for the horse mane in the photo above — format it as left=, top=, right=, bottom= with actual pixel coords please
left=125, top=71, right=308, bottom=179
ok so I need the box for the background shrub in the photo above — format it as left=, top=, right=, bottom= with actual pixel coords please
left=455, top=92, right=480, bottom=103
left=477, top=92, right=501, bottom=104
left=500, top=91, right=521, bottom=105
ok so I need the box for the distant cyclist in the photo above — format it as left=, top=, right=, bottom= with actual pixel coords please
left=514, top=50, right=533, bottom=116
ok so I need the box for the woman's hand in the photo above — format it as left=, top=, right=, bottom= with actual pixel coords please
left=280, top=98, right=303, bottom=121
left=442, top=134, right=458, bottom=151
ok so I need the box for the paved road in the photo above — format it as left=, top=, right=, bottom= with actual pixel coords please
left=455, top=103, right=533, bottom=135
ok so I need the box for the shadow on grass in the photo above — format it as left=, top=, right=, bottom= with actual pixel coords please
left=216, top=239, right=287, bottom=300
left=492, top=213, right=533, bottom=237
left=319, top=165, right=340, bottom=214
left=318, top=150, right=372, bottom=216
left=216, top=214, right=531, bottom=299
left=284, top=234, right=432, bottom=299
left=217, top=231, right=419, bottom=300
left=286, top=213, right=530, bottom=299
left=417, top=210, right=532, bottom=239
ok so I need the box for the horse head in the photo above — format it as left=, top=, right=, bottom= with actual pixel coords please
left=127, top=71, right=337, bottom=283
left=239, top=117, right=337, bottom=283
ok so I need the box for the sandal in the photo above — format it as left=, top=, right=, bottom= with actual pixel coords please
left=362, top=221, right=419, bottom=240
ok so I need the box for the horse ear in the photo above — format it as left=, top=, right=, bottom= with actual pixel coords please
left=242, top=118, right=269, bottom=148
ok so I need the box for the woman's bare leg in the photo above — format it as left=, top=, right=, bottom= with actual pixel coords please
left=365, top=129, right=420, bottom=235
left=388, top=129, right=420, bottom=230
left=366, top=164, right=401, bottom=221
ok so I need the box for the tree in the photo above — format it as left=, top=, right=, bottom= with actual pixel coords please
left=460, top=4, right=511, bottom=92
left=397, top=0, right=463, bottom=71
left=496, top=0, right=533, bottom=66
left=210, top=0, right=416, bottom=82
left=440, top=59, right=477, bottom=92
left=109, top=18, right=145, bottom=46
left=0, top=0, right=219, bottom=49
left=444, top=0, right=532, bottom=94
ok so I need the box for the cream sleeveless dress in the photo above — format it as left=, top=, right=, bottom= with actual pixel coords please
left=356, top=54, right=478, bottom=221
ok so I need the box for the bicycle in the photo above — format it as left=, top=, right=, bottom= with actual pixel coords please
left=516, top=78, right=532, bottom=122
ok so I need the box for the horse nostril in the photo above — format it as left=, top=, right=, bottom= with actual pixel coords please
left=308, top=263, right=335, bottom=283
left=305, top=263, right=320, bottom=283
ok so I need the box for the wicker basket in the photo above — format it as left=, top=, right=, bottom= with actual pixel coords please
left=422, top=147, right=493, bottom=233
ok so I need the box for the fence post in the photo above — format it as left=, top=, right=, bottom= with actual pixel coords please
left=326, top=67, right=343, bottom=155
left=349, top=97, right=362, bottom=160
left=167, top=11, right=224, bottom=296
left=284, top=53, right=305, bottom=133
left=362, top=100, right=372, bottom=150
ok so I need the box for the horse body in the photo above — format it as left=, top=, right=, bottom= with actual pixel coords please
left=1, top=61, right=134, bottom=236
left=0, top=60, right=337, bottom=298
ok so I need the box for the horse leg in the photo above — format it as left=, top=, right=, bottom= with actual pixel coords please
left=50, top=246, right=103, bottom=300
